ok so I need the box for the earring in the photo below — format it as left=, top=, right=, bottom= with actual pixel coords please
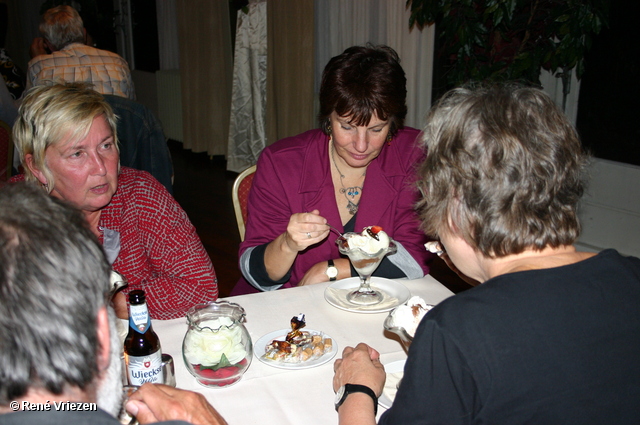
left=386, top=133, right=393, bottom=146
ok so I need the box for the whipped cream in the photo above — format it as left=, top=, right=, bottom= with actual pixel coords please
left=345, top=226, right=390, bottom=255
left=390, top=296, right=433, bottom=338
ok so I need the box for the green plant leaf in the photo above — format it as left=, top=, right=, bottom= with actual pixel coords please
left=486, top=2, right=499, bottom=14
left=505, top=0, right=517, bottom=21
left=408, top=0, right=608, bottom=90
left=200, top=353, right=233, bottom=371
left=494, top=7, right=504, bottom=26
left=576, top=59, right=585, bottom=79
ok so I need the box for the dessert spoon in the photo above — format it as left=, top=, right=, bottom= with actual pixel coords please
left=326, top=223, right=344, bottom=238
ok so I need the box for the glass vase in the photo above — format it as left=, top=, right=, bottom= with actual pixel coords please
left=182, top=301, right=252, bottom=388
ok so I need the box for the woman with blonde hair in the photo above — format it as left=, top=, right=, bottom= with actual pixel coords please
left=12, top=83, right=218, bottom=319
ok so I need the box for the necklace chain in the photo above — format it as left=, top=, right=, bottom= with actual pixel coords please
left=330, top=142, right=365, bottom=215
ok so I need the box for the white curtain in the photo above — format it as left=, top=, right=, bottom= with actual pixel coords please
left=314, top=0, right=435, bottom=129
left=225, top=0, right=435, bottom=171
left=226, top=0, right=268, bottom=173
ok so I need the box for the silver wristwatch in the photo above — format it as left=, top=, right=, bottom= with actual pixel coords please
left=334, top=383, right=378, bottom=415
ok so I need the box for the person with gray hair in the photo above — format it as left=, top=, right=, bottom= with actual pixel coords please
left=332, top=84, right=640, bottom=424
left=26, top=5, right=135, bottom=99
left=0, top=182, right=227, bottom=425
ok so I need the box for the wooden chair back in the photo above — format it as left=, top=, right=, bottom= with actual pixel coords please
left=232, top=164, right=257, bottom=241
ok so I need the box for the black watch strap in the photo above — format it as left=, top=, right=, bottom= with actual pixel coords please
left=335, top=383, right=378, bottom=416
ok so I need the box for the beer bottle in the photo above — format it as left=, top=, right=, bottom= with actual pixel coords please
left=124, top=290, right=164, bottom=385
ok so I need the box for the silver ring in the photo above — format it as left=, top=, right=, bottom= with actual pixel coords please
left=306, top=232, right=312, bottom=239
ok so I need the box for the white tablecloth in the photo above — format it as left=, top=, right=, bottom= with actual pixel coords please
left=153, top=276, right=453, bottom=424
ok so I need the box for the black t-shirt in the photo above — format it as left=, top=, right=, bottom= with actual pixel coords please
left=381, top=249, right=640, bottom=425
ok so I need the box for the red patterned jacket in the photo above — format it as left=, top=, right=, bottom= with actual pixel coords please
left=12, top=167, right=218, bottom=319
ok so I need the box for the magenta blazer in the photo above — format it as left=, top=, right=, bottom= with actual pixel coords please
left=235, top=127, right=433, bottom=294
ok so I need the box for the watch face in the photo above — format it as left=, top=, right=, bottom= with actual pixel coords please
left=335, top=385, right=345, bottom=404
left=327, top=266, right=338, bottom=278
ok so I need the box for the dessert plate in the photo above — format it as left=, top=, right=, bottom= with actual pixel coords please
left=254, top=329, right=337, bottom=370
left=324, top=277, right=411, bottom=313
left=379, top=359, right=406, bottom=409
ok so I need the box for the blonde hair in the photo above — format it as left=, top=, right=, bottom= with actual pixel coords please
left=13, top=83, right=119, bottom=192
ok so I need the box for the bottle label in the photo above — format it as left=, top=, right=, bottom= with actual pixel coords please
left=127, top=350, right=164, bottom=385
left=129, top=303, right=150, bottom=333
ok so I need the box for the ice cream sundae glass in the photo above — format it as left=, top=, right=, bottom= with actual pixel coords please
left=336, top=226, right=397, bottom=305
left=384, top=296, right=433, bottom=349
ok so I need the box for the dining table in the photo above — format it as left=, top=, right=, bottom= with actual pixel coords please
left=153, top=275, right=454, bottom=424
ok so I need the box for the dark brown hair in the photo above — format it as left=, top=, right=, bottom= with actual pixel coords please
left=416, top=83, right=590, bottom=257
left=318, top=44, right=407, bottom=137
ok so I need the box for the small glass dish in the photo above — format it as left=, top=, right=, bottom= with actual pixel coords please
left=383, top=298, right=434, bottom=350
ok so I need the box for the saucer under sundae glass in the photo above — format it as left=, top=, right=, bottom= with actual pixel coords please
left=336, top=226, right=397, bottom=306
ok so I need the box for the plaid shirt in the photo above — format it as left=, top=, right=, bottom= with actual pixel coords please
left=26, top=43, right=135, bottom=99
left=101, top=167, right=218, bottom=319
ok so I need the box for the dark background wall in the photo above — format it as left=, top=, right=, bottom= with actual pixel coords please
left=576, top=0, right=640, bottom=166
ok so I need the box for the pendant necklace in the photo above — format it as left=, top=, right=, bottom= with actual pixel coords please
left=330, top=143, right=365, bottom=215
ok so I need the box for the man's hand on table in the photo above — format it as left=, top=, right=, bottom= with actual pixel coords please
left=126, top=383, right=228, bottom=425
left=333, top=344, right=385, bottom=425
left=333, top=343, right=385, bottom=396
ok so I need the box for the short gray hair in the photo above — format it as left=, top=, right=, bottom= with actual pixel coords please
left=0, top=183, right=111, bottom=404
left=39, top=5, right=85, bottom=51
left=416, top=83, right=590, bottom=257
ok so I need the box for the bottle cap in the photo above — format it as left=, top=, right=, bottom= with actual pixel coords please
left=128, top=289, right=146, bottom=304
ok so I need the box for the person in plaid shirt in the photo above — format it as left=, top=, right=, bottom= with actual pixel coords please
left=26, top=5, right=135, bottom=100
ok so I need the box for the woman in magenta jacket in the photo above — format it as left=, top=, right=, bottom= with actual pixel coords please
left=233, top=45, right=433, bottom=295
